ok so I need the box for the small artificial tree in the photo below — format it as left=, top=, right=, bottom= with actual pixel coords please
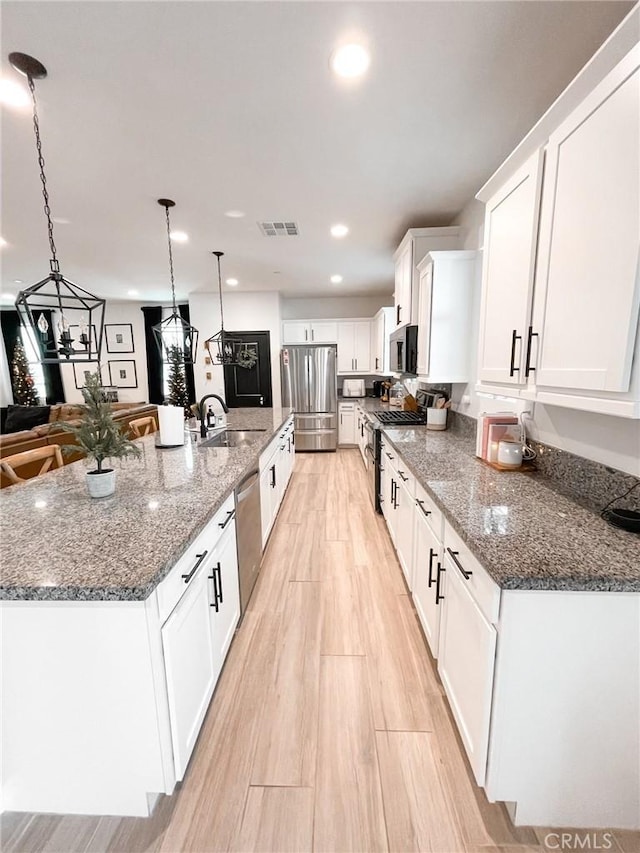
left=11, top=338, right=40, bottom=406
left=166, top=343, right=191, bottom=417
left=61, top=371, right=141, bottom=473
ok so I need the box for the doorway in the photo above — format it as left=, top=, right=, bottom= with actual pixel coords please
left=223, top=331, right=272, bottom=408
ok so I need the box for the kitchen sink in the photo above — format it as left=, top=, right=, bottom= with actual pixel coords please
left=200, top=429, right=266, bottom=448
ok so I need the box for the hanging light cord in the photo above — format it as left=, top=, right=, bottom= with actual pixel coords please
left=28, top=75, right=58, bottom=270
left=163, top=203, right=178, bottom=313
left=216, top=253, right=226, bottom=335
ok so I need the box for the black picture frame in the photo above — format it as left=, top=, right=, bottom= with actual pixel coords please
left=105, top=323, right=135, bottom=354
left=108, top=359, right=138, bottom=388
left=73, top=362, right=103, bottom=390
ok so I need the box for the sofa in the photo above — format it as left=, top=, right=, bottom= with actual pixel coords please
left=0, top=403, right=158, bottom=488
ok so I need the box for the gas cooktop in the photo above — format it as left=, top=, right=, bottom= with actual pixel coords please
left=373, top=410, right=427, bottom=425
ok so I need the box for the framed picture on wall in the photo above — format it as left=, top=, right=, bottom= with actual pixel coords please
left=73, top=362, right=103, bottom=390
left=108, top=359, right=138, bottom=389
left=69, top=324, right=99, bottom=354
left=105, top=323, right=134, bottom=354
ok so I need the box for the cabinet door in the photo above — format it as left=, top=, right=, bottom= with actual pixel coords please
left=309, top=321, right=338, bottom=343
left=161, top=566, right=216, bottom=781
left=533, top=51, right=640, bottom=393
left=282, top=321, right=310, bottom=344
left=338, top=409, right=355, bottom=445
left=438, top=555, right=497, bottom=786
left=353, top=322, right=372, bottom=372
left=417, top=262, right=433, bottom=376
left=379, top=454, right=390, bottom=519
left=412, top=506, right=442, bottom=658
left=395, top=244, right=412, bottom=327
left=259, top=461, right=277, bottom=547
left=337, top=323, right=354, bottom=372
left=373, top=311, right=384, bottom=373
left=209, top=523, right=240, bottom=672
left=394, top=479, right=414, bottom=590
left=477, top=151, right=543, bottom=386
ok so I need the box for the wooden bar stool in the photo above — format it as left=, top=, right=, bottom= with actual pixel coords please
left=129, top=415, right=157, bottom=438
left=0, top=444, right=64, bottom=485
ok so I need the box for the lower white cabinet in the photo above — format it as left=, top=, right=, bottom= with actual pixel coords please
left=412, top=501, right=444, bottom=658
left=209, top=520, right=241, bottom=678
left=437, top=546, right=497, bottom=787
left=161, top=559, right=217, bottom=782
left=338, top=402, right=356, bottom=445
left=259, top=416, right=295, bottom=548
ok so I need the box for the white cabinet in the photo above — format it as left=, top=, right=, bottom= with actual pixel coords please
left=372, top=307, right=394, bottom=374
left=208, top=520, right=240, bottom=677
left=532, top=47, right=640, bottom=396
left=338, top=402, right=356, bottom=445
left=393, top=227, right=461, bottom=328
left=412, top=484, right=444, bottom=658
left=394, top=475, right=415, bottom=590
left=282, top=321, right=337, bottom=344
left=416, top=251, right=476, bottom=382
left=337, top=321, right=372, bottom=373
left=477, top=151, right=544, bottom=388
left=161, top=562, right=216, bottom=781
left=355, top=405, right=368, bottom=464
left=259, top=417, right=295, bottom=547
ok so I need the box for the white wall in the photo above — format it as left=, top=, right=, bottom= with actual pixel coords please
left=282, top=295, right=392, bottom=320
left=60, top=302, right=149, bottom=405
left=188, top=291, right=282, bottom=407
left=449, top=197, right=640, bottom=476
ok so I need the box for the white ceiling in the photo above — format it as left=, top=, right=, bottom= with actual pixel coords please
left=0, top=0, right=633, bottom=301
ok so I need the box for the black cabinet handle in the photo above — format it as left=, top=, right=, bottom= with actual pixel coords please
left=447, top=547, right=472, bottom=580
left=398, top=471, right=408, bottom=482
left=208, top=563, right=220, bottom=611
left=182, top=550, right=208, bottom=583
left=218, top=509, right=235, bottom=530
left=386, top=451, right=394, bottom=460
left=288, top=437, right=291, bottom=453
left=270, top=464, right=276, bottom=488
left=375, top=357, right=379, bottom=370
left=390, top=478, right=396, bottom=506
left=435, top=562, right=445, bottom=604
left=509, top=329, right=522, bottom=376
left=416, top=499, right=431, bottom=517
left=215, top=561, right=223, bottom=604
left=427, top=548, right=436, bottom=587
left=524, top=325, right=539, bottom=378
left=396, top=304, right=401, bottom=325
left=392, top=479, right=399, bottom=509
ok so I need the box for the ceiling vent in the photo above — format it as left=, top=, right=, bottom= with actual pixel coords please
left=258, top=221, right=299, bottom=237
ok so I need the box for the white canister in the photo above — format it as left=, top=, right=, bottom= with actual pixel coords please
left=426, top=408, right=447, bottom=431
left=158, top=405, right=185, bottom=446
left=497, top=440, right=523, bottom=469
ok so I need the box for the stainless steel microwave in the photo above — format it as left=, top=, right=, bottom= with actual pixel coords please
left=389, top=325, right=418, bottom=375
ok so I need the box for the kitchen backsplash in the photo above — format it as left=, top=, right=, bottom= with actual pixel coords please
left=449, top=411, right=640, bottom=513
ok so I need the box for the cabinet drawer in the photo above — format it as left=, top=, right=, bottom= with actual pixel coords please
left=414, top=480, right=443, bottom=541
left=157, top=493, right=236, bottom=624
left=394, top=457, right=415, bottom=499
left=339, top=402, right=355, bottom=411
left=443, top=520, right=500, bottom=625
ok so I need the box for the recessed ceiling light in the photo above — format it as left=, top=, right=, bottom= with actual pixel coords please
left=224, top=210, right=245, bottom=219
left=330, top=274, right=343, bottom=284
left=0, top=78, right=29, bottom=108
left=331, top=44, right=371, bottom=79
left=170, top=230, right=188, bottom=243
left=127, top=289, right=139, bottom=296
left=226, top=278, right=239, bottom=286
left=330, top=224, right=349, bottom=238
left=14, top=279, right=23, bottom=284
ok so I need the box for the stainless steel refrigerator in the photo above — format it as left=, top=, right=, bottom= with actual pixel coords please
left=281, top=345, right=337, bottom=451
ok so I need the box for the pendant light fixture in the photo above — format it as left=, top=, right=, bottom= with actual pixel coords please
left=10, top=52, right=105, bottom=364
left=204, top=252, right=245, bottom=366
left=152, top=199, right=199, bottom=365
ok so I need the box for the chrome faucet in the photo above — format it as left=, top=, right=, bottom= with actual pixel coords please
left=198, top=394, right=230, bottom=438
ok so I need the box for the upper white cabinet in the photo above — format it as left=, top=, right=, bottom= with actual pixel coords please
left=282, top=321, right=338, bottom=344
left=393, top=227, right=460, bottom=328
left=372, top=307, right=394, bottom=374
left=337, top=321, right=371, bottom=373
left=476, top=151, right=544, bottom=387
left=532, top=48, right=640, bottom=397
left=416, top=251, right=477, bottom=382
left=476, top=43, right=640, bottom=417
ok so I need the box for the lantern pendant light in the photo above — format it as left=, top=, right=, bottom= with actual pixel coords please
left=152, top=199, right=199, bottom=365
left=204, top=252, right=244, bottom=366
left=9, top=52, right=105, bottom=365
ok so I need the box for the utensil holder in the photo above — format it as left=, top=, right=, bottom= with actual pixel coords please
left=427, top=408, right=447, bottom=430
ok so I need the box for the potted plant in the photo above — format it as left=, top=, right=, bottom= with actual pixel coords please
left=61, top=371, right=141, bottom=498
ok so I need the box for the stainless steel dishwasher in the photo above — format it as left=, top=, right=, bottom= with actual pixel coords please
left=234, top=468, right=262, bottom=614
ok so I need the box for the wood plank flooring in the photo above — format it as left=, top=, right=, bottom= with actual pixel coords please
left=2, top=449, right=637, bottom=853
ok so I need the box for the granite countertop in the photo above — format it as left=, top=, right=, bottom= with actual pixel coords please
left=381, top=426, right=640, bottom=593
left=0, top=408, right=292, bottom=602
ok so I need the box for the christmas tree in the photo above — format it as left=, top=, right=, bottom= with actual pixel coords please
left=166, top=344, right=190, bottom=417
left=11, top=338, right=40, bottom=406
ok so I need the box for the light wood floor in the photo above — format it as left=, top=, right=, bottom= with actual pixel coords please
left=2, top=450, right=637, bottom=853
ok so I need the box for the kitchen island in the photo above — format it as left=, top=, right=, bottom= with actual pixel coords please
left=0, top=407, right=293, bottom=817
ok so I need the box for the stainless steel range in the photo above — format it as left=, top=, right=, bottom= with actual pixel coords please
left=373, top=410, right=427, bottom=426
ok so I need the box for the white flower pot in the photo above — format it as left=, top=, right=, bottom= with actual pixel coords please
left=86, top=468, right=116, bottom=498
